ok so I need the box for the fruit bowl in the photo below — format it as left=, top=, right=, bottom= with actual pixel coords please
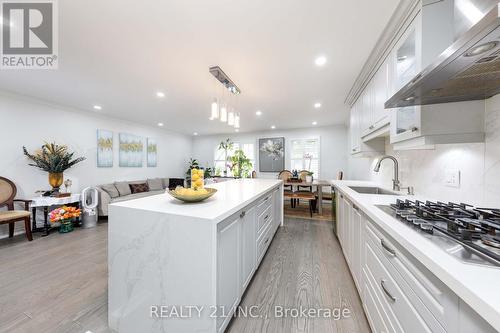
left=168, top=187, right=217, bottom=203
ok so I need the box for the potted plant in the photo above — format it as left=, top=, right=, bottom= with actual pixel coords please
left=217, top=138, right=234, bottom=176
left=49, top=205, right=82, bottom=233
left=305, top=171, right=314, bottom=183
left=228, top=149, right=253, bottom=178
left=23, top=143, right=86, bottom=193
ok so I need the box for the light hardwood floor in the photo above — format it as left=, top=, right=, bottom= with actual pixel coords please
left=0, top=218, right=370, bottom=333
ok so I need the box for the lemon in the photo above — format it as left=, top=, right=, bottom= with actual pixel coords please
left=195, top=179, right=203, bottom=187
left=192, top=173, right=200, bottom=181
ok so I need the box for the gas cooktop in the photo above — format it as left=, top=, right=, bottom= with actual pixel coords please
left=376, top=199, right=500, bottom=268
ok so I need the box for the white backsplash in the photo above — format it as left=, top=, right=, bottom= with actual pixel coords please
left=348, top=94, right=500, bottom=207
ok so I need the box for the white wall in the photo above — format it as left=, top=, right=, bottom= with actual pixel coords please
left=348, top=94, right=500, bottom=207
left=192, top=125, right=348, bottom=181
left=0, top=92, right=192, bottom=219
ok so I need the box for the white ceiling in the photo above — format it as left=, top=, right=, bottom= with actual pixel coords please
left=0, top=0, right=400, bottom=135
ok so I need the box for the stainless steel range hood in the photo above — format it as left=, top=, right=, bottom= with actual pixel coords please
left=385, top=2, right=500, bottom=108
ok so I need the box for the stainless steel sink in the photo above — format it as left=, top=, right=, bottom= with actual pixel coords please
left=348, top=186, right=401, bottom=195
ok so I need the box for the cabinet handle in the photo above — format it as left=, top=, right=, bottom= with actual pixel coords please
left=264, top=237, right=270, bottom=244
left=352, top=148, right=357, bottom=152
left=411, top=126, right=418, bottom=132
left=240, top=211, right=246, bottom=219
left=410, top=73, right=422, bottom=84
left=264, top=214, right=269, bottom=220
left=369, top=125, right=374, bottom=129
left=381, top=279, right=396, bottom=302
left=381, top=239, right=396, bottom=256
left=353, top=204, right=359, bottom=211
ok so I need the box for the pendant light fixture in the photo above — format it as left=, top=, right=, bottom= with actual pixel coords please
left=209, top=66, right=241, bottom=128
left=234, top=112, right=240, bottom=129
left=220, top=105, right=227, bottom=122
left=228, top=110, right=235, bottom=126
left=210, top=98, right=219, bottom=120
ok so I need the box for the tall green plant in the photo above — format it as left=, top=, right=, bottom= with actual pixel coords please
left=23, top=142, right=86, bottom=173
left=218, top=138, right=234, bottom=175
left=228, top=149, right=253, bottom=178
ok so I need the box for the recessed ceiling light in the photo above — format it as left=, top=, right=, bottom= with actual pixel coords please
left=255, top=110, right=262, bottom=116
left=156, top=91, right=165, bottom=98
left=93, top=105, right=102, bottom=110
left=314, top=102, right=321, bottom=109
left=315, top=56, right=327, bottom=66
left=157, top=122, right=164, bottom=127
left=193, top=132, right=198, bottom=136
left=235, top=129, right=239, bottom=132
left=271, top=125, right=276, bottom=129
left=312, top=121, right=318, bottom=126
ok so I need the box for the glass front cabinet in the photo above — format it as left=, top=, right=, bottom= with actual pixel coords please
left=390, top=13, right=422, bottom=144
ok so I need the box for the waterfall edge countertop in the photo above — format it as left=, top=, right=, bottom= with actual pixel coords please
left=108, top=178, right=284, bottom=333
left=110, top=178, right=282, bottom=222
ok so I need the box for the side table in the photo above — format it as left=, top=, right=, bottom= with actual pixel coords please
left=30, top=194, right=81, bottom=236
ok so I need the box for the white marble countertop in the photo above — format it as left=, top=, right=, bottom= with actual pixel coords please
left=110, top=178, right=282, bottom=223
left=331, top=180, right=500, bottom=331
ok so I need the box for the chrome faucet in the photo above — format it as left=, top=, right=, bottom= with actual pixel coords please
left=373, top=155, right=414, bottom=195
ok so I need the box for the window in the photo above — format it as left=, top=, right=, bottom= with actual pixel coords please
left=214, top=142, right=255, bottom=177
left=290, top=138, right=320, bottom=177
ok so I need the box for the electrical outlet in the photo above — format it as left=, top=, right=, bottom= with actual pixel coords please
left=444, top=169, right=460, bottom=188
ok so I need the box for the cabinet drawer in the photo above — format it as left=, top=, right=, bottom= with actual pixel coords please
left=363, top=270, right=392, bottom=333
left=365, top=221, right=456, bottom=332
left=256, top=221, right=273, bottom=265
left=365, top=240, right=444, bottom=333
left=256, top=193, right=272, bottom=217
left=257, top=205, right=272, bottom=237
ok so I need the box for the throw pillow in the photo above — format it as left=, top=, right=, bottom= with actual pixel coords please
left=101, top=184, right=119, bottom=198
left=147, top=178, right=163, bottom=191
left=115, top=181, right=132, bottom=196
left=129, top=183, right=149, bottom=194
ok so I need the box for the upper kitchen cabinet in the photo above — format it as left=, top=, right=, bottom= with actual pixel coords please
left=350, top=101, right=384, bottom=156
left=388, top=5, right=485, bottom=149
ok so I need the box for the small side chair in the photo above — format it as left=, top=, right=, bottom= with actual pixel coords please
left=0, top=177, right=33, bottom=241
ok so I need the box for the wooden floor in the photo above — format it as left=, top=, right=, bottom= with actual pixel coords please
left=0, top=218, right=370, bottom=333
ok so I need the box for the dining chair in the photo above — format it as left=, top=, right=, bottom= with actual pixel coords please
left=278, top=170, right=295, bottom=208
left=0, top=176, right=33, bottom=241
left=296, top=170, right=317, bottom=210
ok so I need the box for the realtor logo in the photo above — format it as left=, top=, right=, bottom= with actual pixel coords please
left=1, top=0, right=58, bottom=69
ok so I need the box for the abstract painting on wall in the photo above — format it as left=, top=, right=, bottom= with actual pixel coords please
left=119, top=133, right=143, bottom=167
left=259, top=137, right=285, bottom=172
left=97, top=129, right=113, bottom=167
left=147, top=138, right=157, bottom=167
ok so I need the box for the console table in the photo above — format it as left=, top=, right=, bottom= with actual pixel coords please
left=30, top=194, right=81, bottom=236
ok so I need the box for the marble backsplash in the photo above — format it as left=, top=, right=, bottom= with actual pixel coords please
left=348, top=94, right=500, bottom=207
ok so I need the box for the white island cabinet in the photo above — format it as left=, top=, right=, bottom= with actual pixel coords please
left=108, top=179, right=283, bottom=333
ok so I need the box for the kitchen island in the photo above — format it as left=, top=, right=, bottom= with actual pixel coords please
left=108, top=179, right=283, bottom=333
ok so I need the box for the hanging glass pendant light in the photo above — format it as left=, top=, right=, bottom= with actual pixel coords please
left=220, top=105, right=227, bottom=122
left=228, top=110, right=235, bottom=126
left=234, top=112, right=240, bottom=129
left=210, top=98, right=219, bottom=120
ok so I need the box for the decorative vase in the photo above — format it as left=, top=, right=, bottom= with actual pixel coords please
left=59, top=219, right=74, bottom=233
left=48, top=172, right=64, bottom=191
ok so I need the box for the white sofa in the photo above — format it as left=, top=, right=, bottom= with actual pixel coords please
left=96, top=178, right=183, bottom=216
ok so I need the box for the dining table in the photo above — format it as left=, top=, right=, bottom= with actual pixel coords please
left=282, top=179, right=332, bottom=215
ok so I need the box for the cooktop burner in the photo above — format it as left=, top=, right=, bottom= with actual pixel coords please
left=376, top=199, right=500, bottom=267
